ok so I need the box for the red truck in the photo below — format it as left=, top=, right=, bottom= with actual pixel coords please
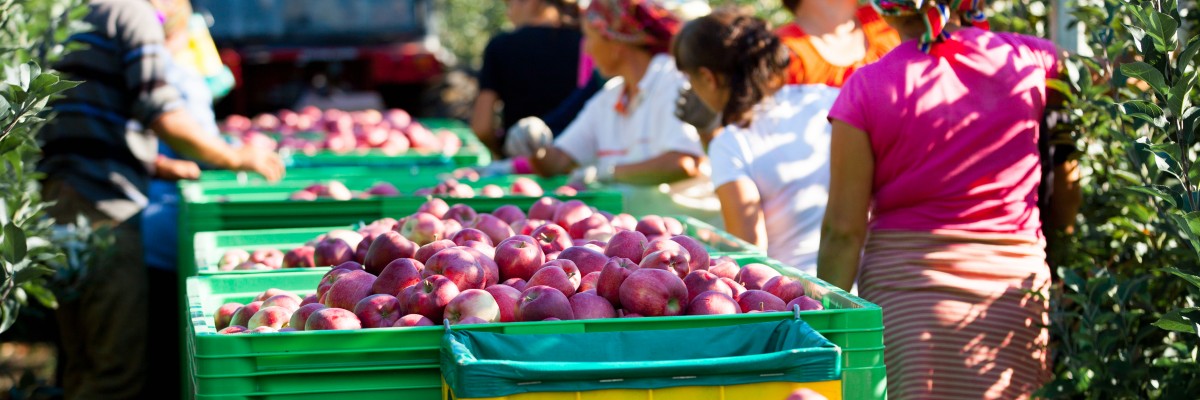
left=194, top=0, right=446, bottom=116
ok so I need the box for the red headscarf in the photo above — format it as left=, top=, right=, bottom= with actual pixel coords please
left=585, top=0, right=681, bottom=54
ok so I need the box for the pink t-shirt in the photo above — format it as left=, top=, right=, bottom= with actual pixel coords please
left=828, top=28, right=1057, bottom=237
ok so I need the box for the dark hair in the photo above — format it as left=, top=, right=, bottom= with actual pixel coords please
left=544, top=0, right=581, bottom=28
left=782, top=0, right=800, bottom=14
left=673, top=11, right=791, bottom=127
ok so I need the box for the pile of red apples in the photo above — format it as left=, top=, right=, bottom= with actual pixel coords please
left=222, top=107, right=461, bottom=156
left=212, top=198, right=824, bottom=333
left=284, top=176, right=561, bottom=202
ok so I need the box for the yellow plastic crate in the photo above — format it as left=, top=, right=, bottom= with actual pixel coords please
left=442, top=379, right=843, bottom=400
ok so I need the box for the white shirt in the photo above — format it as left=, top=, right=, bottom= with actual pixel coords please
left=708, top=85, right=840, bottom=274
left=555, top=54, right=721, bottom=223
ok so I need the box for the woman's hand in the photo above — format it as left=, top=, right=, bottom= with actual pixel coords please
left=817, top=120, right=874, bottom=291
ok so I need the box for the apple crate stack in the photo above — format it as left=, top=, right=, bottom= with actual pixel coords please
left=182, top=197, right=886, bottom=400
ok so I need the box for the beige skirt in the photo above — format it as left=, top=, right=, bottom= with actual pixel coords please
left=858, top=230, right=1052, bottom=400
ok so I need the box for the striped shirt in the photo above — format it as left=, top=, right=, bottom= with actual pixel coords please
left=39, top=0, right=184, bottom=223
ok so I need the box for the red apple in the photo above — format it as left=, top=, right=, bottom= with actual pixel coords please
left=248, top=306, right=292, bottom=329
left=229, top=301, right=264, bottom=328
left=364, top=231, right=418, bottom=275
left=322, top=270, right=377, bottom=311
left=568, top=213, right=614, bottom=242
left=491, top=205, right=526, bottom=225
left=444, top=289, right=501, bottom=324
left=569, top=291, right=617, bottom=320
left=400, top=275, right=460, bottom=322
left=501, top=278, right=528, bottom=292
left=578, top=271, right=601, bottom=292
left=762, top=276, right=806, bottom=304
left=451, top=228, right=493, bottom=248
left=494, top=236, right=545, bottom=281
left=638, top=249, right=691, bottom=279
left=511, top=219, right=546, bottom=236
left=323, top=180, right=353, bottom=200
left=786, top=295, right=824, bottom=311
left=441, top=218, right=463, bottom=238
left=393, top=314, right=434, bottom=327
left=250, top=248, right=285, bottom=269
left=687, top=291, right=740, bottom=315
left=737, top=290, right=786, bottom=313
left=619, top=269, right=688, bottom=317
left=484, top=285, right=521, bottom=323
left=399, top=212, right=445, bottom=245
left=554, top=186, right=578, bottom=196
left=708, top=259, right=740, bottom=279
left=326, top=229, right=365, bottom=249
left=557, top=246, right=609, bottom=276
left=289, top=190, right=318, bottom=201
left=315, top=238, right=355, bottom=267
left=219, top=325, right=248, bottom=334
left=305, top=308, right=362, bottom=331
left=607, top=213, right=636, bottom=231
left=664, top=217, right=684, bottom=235
left=289, top=303, right=326, bottom=331
left=721, top=277, right=747, bottom=298
left=283, top=246, right=316, bottom=268
left=736, top=263, right=781, bottom=290
left=531, top=223, right=572, bottom=254
left=214, top=302, right=242, bottom=330
left=670, top=235, right=710, bottom=272
left=472, top=214, right=514, bottom=244
left=247, top=326, right=278, bottom=334
left=683, top=270, right=731, bottom=303
left=596, top=257, right=638, bottom=307
left=418, top=198, right=450, bottom=218
left=552, top=200, right=592, bottom=230
left=527, top=261, right=579, bottom=298
left=455, top=316, right=488, bottom=325
left=480, top=184, right=505, bottom=198
left=366, top=182, right=401, bottom=196
left=510, top=177, right=544, bottom=197
left=516, top=285, right=574, bottom=321
left=635, top=215, right=669, bottom=237
left=444, top=204, right=478, bottom=225
left=460, top=246, right=500, bottom=287
left=423, top=247, right=486, bottom=291
left=219, top=249, right=250, bottom=271
left=527, top=197, right=562, bottom=221
left=372, top=258, right=425, bottom=296
left=353, top=294, right=404, bottom=328
left=262, top=293, right=302, bottom=312
left=415, top=239, right=456, bottom=264
left=299, top=293, right=319, bottom=306
left=604, top=230, right=648, bottom=264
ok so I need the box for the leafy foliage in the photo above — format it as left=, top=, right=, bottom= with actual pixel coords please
left=0, top=0, right=90, bottom=334
left=1008, top=0, right=1200, bottom=398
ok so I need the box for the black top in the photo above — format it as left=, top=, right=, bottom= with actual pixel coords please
left=479, top=26, right=584, bottom=131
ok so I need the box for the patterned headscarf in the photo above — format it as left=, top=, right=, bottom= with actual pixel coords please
left=872, top=0, right=990, bottom=53
left=585, top=0, right=682, bottom=54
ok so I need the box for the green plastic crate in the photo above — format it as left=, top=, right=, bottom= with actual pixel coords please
left=184, top=257, right=884, bottom=400
left=196, top=165, right=445, bottom=184
left=188, top=216, right=762, bottom=276
left=276, top=119, right=491, bottom=168
left=177, top=175, right=624, bottom=277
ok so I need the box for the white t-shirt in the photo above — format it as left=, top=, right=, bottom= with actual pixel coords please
left=708, top=85, right=840, bottom=274
left=555, top=54, right=721, bottom=224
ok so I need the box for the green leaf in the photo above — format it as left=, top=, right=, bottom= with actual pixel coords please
left=1180, top=35, right=1200, bottom=74
left=1047, top=79, right=1077, bottom=103
left=28, top=71, right=57, bottom=97
left=1185, top=106, right=1200, bottom=144
left=1133, top=139, right=1183, bottom=178
left=12, top=263, right=51, bottom=284
left=1164, top=267, right=1200, bottom=289
left=1147, top=12, right=1180, bottom=53
left=1125, top=185, right=1178, bottom=208
left=2, top=222, right=26, bottom=263
left=1153, top=307, right=1200, bottom=333
left=1168, top=212, right=1200, bottom=255
left=1120, top=100, right=1166, bottom=126
left=0, top=298, right=19, bottom=334
left=20, top=282, right=56, bottom=309
left=0, top=95, right=9, bottom=119
left=1121, top=62, right=1169, bottom=94
left=1167, top=71, right=1196, bottom=117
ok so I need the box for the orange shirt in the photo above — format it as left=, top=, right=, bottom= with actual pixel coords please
left=777, top=6, right=900, bottom=87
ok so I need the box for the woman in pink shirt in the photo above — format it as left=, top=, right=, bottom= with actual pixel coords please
left=818, top=0, right=1058, bottom=398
